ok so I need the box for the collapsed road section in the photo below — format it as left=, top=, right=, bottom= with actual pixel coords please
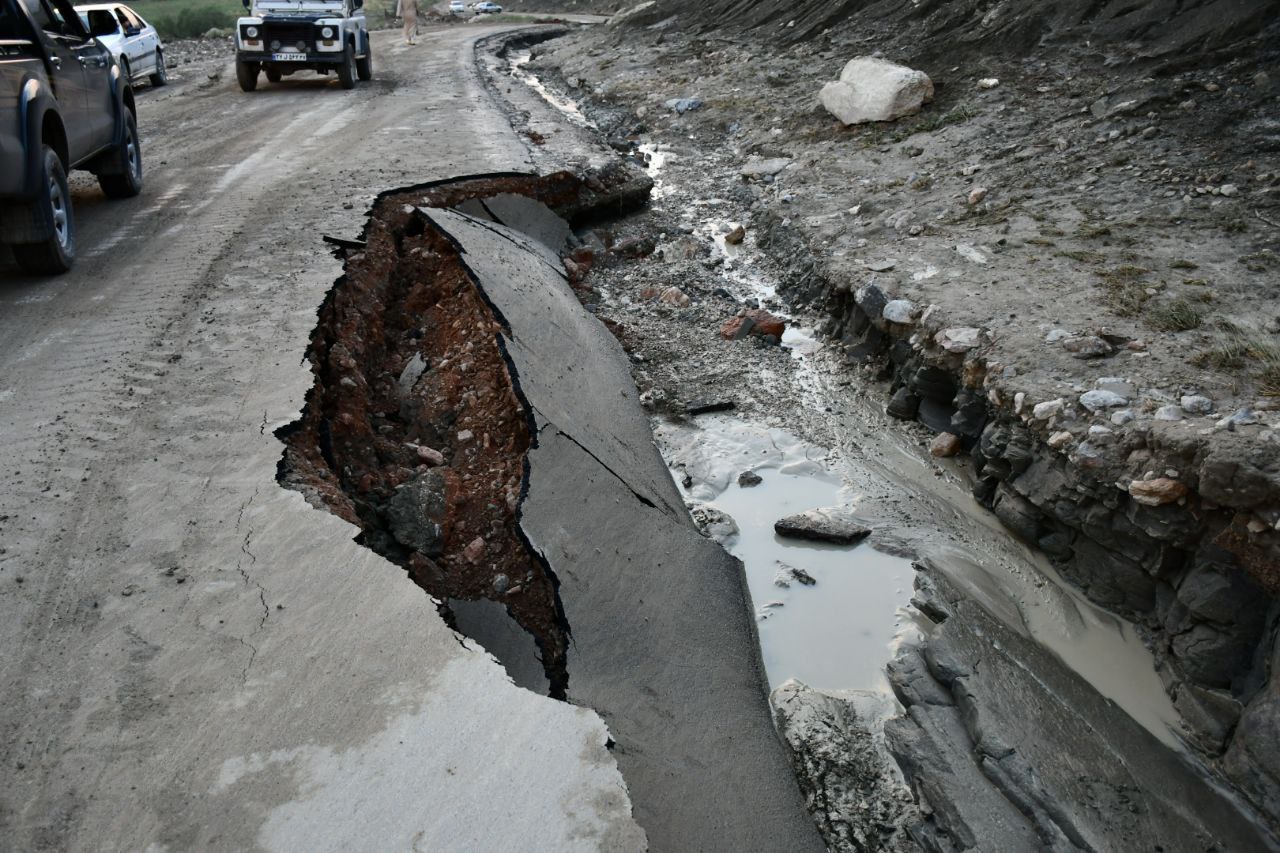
left=278, top=168, right=826, bottom=851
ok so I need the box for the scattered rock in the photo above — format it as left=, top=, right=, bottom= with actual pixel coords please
left=721, top=315, right=757, bottom=340
left=1063, top=336, right=1114, bottom=359
left=866, top=258, right=897, bottom=272
left=967, top=187, right=988, bottom=205
left=1048, top=430, right=1074, bottom=449
left=413, top=444, right=446, bottom=466
left=1181, top=394, right=1213, bottom=415
left=935, top=327, right=982, bottom=353
left=780, top=563, right=817, bottom=586
left=690, top=505, right=739, bottom=542
left=398, top=353, right=428, bottom=394
left=930, top=432, right=962, bottom=457
left=1129, top=477, right=1189, bottom=506
left=492, top=573, right=510, bottom=593
left=740, top=157, right=792, bottom=179
left=887, top=386, right=921, bottom=420
left=774, top=507, right=871, bottom=544
left=386, top=470, right=448, bottom=557
left=883, top=299, right=916, bottom=325
left=745, top=309, right=786, bottom=338
left=1032, top=399, right=1065, bottom=420
left=738, top=470, right=763, bottom=487
left=1155, top=405, right=1185, bottom=421
left=665, top=97, right=704, bottom=114
left=1079, top=389, right=1128, bottom=412
left=660, top=286, right=691, bottom=307
left=724, top=225, right=747, bottom=245
left=977, top=78, right=999, bottom=89
left=819, top=56, right=934, bottom=125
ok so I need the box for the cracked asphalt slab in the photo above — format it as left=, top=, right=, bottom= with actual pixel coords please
left=425, top=206, right=824, bottom=850
left=0, top=24, right=664, bottom=851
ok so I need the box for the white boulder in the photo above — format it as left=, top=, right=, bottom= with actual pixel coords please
left=819, top=57, right=934, bottom=125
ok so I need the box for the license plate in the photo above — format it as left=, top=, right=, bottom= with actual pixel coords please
left=272, top=52, right=307, bottom=61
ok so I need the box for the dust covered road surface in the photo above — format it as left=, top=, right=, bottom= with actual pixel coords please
left=0, top=22, right=814, bottom=852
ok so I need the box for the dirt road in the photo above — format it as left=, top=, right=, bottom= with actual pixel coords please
left=0, top=25, right=643, bottom=851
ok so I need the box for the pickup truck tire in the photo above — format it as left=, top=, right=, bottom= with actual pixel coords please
left=236, top=60, right=259, bottom=92
left=150, top=49, right=167, bottom=86
left=96, top=111, right=144, bottom=199
left=337, top=42, right=356, bottom=90
left=356, top=42, right=372, bottom=81
left=11, top=146, right=75, bottom=275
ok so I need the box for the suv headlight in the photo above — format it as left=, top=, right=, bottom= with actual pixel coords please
left=245, top=25, right=258, bottom=37
left=320, top=25, right=334, bottom=38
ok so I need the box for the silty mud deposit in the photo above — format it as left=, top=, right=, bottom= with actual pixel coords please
left=662, top=416, right=918, bottom=695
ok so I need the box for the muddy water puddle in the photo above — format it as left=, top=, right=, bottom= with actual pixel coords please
left=663, top=417, right=917, bottom=694
left=508, top=49, right=596, bottom=129
left=708, top=469, right=916, bottom=693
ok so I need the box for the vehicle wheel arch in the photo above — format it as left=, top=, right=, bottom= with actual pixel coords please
left=39, top=108, right=69, bottom=172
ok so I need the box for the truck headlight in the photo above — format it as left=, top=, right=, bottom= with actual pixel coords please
left=320, top=26, right=334, bottom=38
left=245, top=25, right=258, bottom=37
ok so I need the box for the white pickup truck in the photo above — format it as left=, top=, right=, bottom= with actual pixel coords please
left=234, top=0, right=371, bottom=91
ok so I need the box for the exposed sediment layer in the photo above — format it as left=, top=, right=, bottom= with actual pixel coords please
left=757, top=211, right=1280, bottom=830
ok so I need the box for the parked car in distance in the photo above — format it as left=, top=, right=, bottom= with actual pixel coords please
left=1, top=0, right=143, bottom=273
left=448, top=0, right=465, bottom=12
left=473, top=1, right=500, bottom=12
left=75, top=3, right=166, bottom=86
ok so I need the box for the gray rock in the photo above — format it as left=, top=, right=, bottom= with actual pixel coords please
left=664, top=97, right=704, bottom=115
left=1079, top=389, right=1128, bottom=411
left=398, top=353, right=428, bottom=394
left=1181, top=394, right=1213, bottom=415
left=887, top=386, right=921, bottom=420
left=771, top=681, right=919, bottom=853
left=738, top=470, right=763, bottom=487
left=1155, top=405, right=1184, bottom=421
left=740, top=157, right=792, bottom=178
left=935, top=327, right=982, bottom=353
left=386, top=470, right=448, bottom=557
left=819, top=56, right=934, bottom=125
left=1062, top=335, right=1114, bottom=358
left=774, top=508, right=871, bottom=544
left=882, top=299, right=916, bottom=324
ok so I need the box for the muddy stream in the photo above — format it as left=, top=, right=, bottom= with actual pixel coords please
left=506, top=47, right=1185, bottom=746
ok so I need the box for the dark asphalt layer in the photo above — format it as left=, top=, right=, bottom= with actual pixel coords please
left=426, top=205, right=826, bottom=852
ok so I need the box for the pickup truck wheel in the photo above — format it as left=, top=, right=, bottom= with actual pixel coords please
left=12, top=146, right=75, bottom=275
left=97, top=111, right=144, bottom=199
left=356, top=41, right=372, bottom=81
left=265, top=67, right=282, bottom=83
left=337, top=41, right=356, bottom=89
left=150, top=48, right=167, bottom=86
left=236, top=60, right=259, bottom=92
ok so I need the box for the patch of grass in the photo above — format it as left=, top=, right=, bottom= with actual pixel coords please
left=1183, top=277, right=1211, bottom=287
left=881, top=103, right=980, bottom=144
left=1058, top=248, right=1106, bottom=264
left=1169, top=258, right=1199, bottom=270
left=1094, top=264, right=1151, bottom=316
left=1075, top=222, right=1112, bottom=239
left=131, top=0, right=239, bottom=39
left=1146, top=298, right=1204, bottom=332
left=1026, top=237, right=1056, bottom=247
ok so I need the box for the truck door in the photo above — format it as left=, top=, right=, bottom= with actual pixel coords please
left=54, top=0, right=112, bottom=147
left=17, top=0, right=95, bottom=160
left=1, top=0, right=41, bottom=194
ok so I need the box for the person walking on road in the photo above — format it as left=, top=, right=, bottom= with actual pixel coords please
left=395, top=0, right=418, bottom=45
